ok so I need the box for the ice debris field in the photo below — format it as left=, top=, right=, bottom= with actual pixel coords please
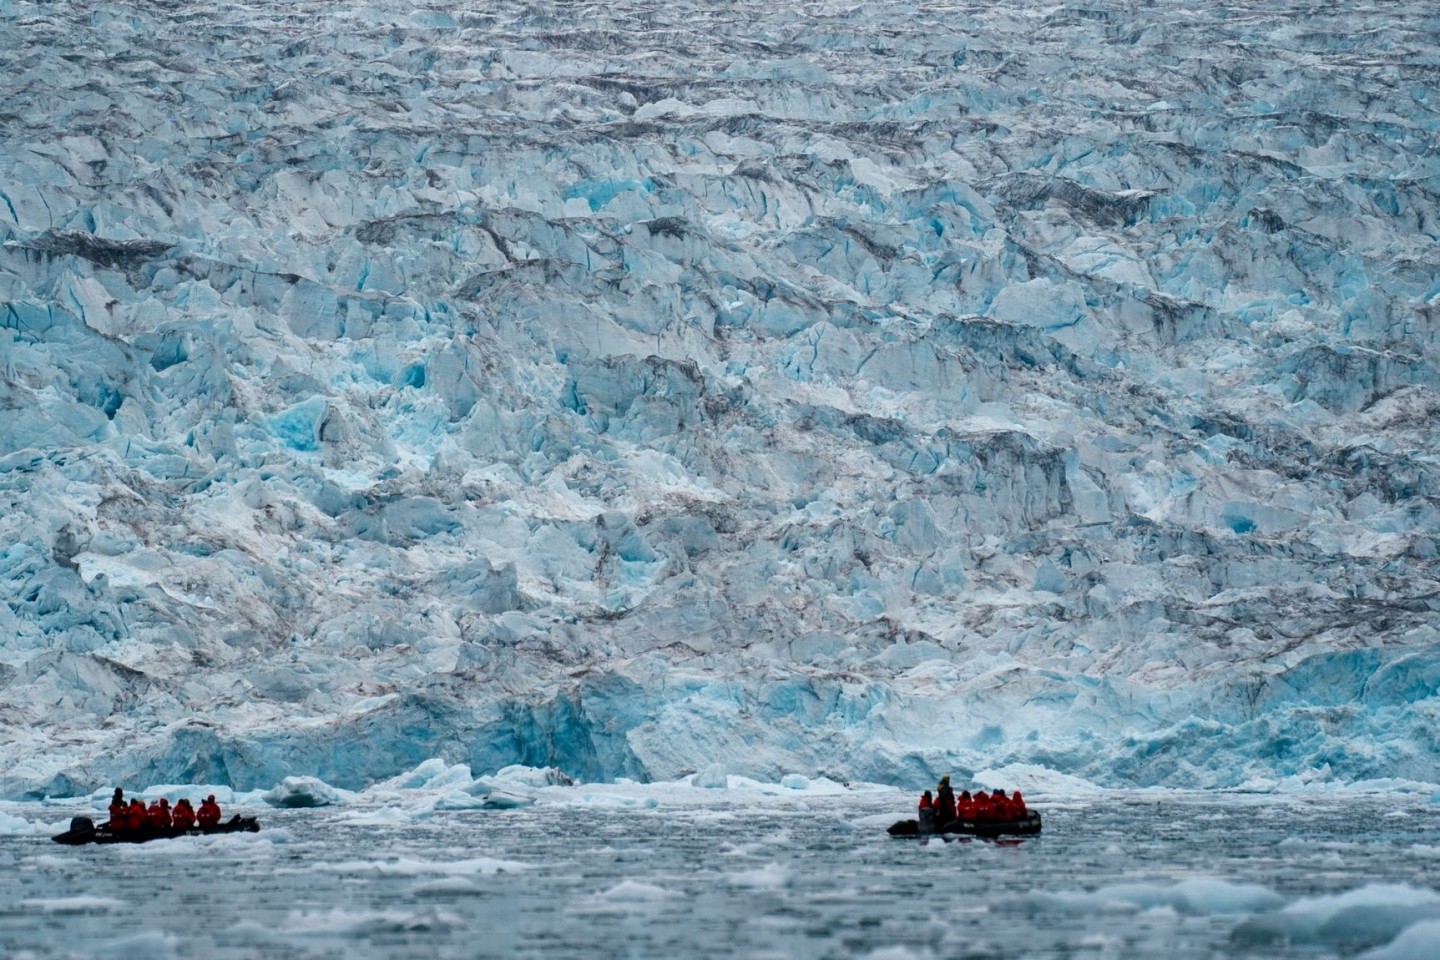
left=5, top=765, right=1440, bottom=959
left=2, top=0, right=1440, bottom=800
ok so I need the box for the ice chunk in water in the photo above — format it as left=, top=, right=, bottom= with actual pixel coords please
left=264, top=776, right=343, bottom=808
left=1360, top=920, right=1440, bottom=960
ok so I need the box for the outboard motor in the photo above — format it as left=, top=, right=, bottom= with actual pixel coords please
left=69, top=816, right=94, bottom=833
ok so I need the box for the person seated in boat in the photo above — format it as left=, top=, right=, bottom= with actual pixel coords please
left=147, top=798, right=172, bottom=829
left=936, top=792, right=956, bottom=824
left=197, top=795, right=222, bottom=829
left=935, top=776, right=956, bottom=823
left=972, top=790, right=994, bottom=821
left=992, top=789, right=1012, bottom=819
left=1010, top=790, right=1027, bottom=818
left=917, top=789, right=934, bottom=828
left=956, top=789, right=974, bottom=821
left=128, top=799, right=147, bottom=829
left=107, top=788, right=127, bottom=829
left=171, top=798, right=196, bottom=830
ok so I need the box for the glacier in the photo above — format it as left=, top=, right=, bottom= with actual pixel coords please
left=2, top=0, right=1439, bottom=799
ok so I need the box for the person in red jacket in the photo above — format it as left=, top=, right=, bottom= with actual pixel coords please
left=197, top=795, right=222, bottom=829
left=171, top=798, right=196, bottom=830
left=917, top=790, right=935, bottom=831
left=128, top=799, right=146, bottom=830
left=147, top=798, right=172, bottom=829
left=972, top=790, right=993, bottom=821
left=1010, top=790, right=1028, bottom=818
left=956, top=789, right=975, bottom=821
left=992, top=789, right=1012, bottom=820
left=107, top=788, right=127, bottom=830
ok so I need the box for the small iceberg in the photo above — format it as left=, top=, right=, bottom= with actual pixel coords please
left=462, top=778, right=536, bottom=809
left=692, top=764, right=728, bottom=789
left=264, top=776, right=343, bottom=808
left=481, top=791, right=535, bottom=810
left=493, top=764, right=574, bottom=788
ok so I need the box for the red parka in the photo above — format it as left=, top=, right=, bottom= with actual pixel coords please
left=171, top=800, right=196, bottom=830
left=197, top=797, right=222, bottom=829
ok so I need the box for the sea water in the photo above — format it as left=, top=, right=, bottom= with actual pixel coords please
left=2, top=791, right=1437, bottom=959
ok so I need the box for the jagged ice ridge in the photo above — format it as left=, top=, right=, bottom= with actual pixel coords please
left=2, top=0, right=1439, bottom=798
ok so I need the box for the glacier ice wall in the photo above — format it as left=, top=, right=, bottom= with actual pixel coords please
left=2, top=0, right=1440, bottom=797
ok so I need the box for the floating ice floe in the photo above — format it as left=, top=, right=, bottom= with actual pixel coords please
left=317, top=856, right=527, bottom=877
left=22, top=897, right=126, bottom=914
left=97, top=931, right=181, bottom=959
left=264, top=776, right=346, bottom=808
left=1231, top=883, right=1440, bottom=949
left=1017, top=878, right=1285, bottom=916
left=493, top=764, right=574, bottom=787
left=575, top=880, right=684, bottom=912
left=724, top=863, right=791, bottom=890
left=282, top=907, right=464, bottom=935
left=476, top=789, right=536, bottom=810
left=0, top=809, right=38, bottom=835
left=1360, top=919, right=1440, bottom=960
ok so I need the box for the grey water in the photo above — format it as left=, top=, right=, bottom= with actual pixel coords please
left=2, top=794, right=1437, bottom=959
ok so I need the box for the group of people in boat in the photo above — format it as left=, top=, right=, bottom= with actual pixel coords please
left=106, top=788, right=223, bottom=831
left=918, top=775, right=1027, bottom=824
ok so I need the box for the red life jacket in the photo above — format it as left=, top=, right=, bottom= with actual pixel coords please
left=1011, top=791, right=1028, bottom=817
left=917, top=794, right=933, bottom=811
left=956, top=795, right=975, bottom=820
left=973, top=792, right=992, bottom=820
left=148, top=801, right=171, bottom=829
left=128, top=801, right=146, bottom=829
left=108, top=801, right=127, bottom=827
left=172, top=803, right=196, bottom=829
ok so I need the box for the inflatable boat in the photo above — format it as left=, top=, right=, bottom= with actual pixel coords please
left=888, top=811, right=1042, bottom=837
left=52, top=815, right=261, bottom=845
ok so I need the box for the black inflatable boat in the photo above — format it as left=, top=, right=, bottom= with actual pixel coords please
left=888, top=811, right=1042, bottom=838
left=52, top=815, right=261, bottom=845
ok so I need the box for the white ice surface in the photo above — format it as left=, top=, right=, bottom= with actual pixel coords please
left=1360, top=920, right=1440, bottom=960
left=2, top=0, right=1440, bottom=798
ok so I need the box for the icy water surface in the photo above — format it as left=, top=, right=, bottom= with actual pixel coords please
left=3, top=793, right=1438, bottom=959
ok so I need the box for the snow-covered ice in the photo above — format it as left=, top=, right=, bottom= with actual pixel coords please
left=264, top=775, right=346, bottom=808
left=2, top=0, right=1439, bottom=801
